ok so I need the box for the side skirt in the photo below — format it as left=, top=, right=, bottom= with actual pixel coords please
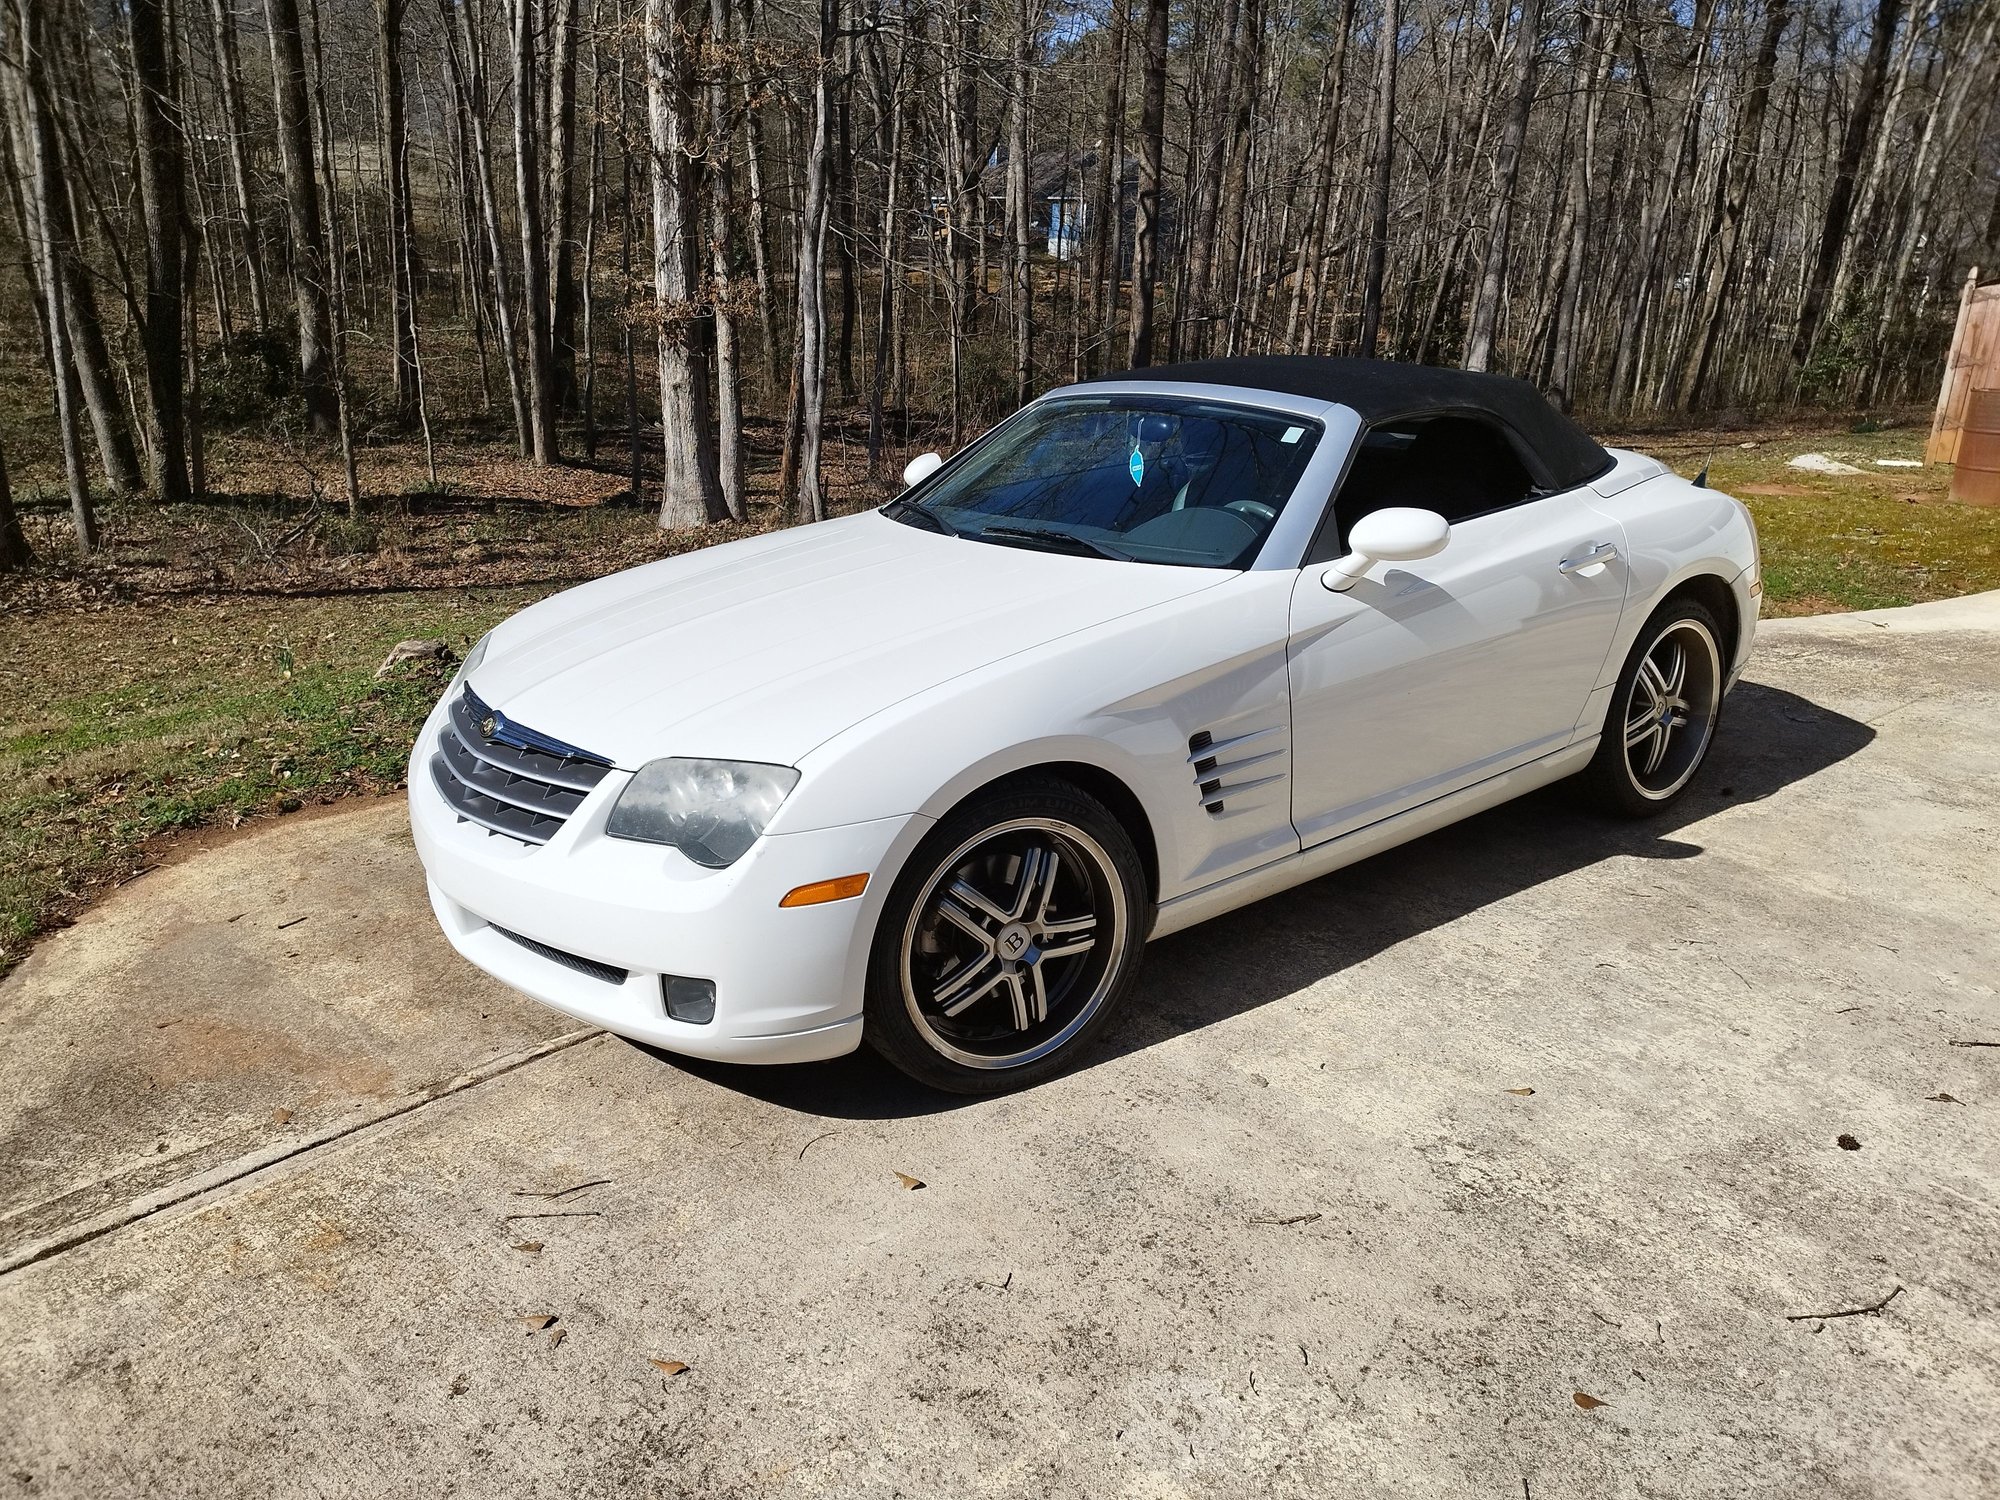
left=1147, top=738, right=1600, bottom=940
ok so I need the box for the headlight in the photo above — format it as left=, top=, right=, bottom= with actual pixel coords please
left=452, top=630, right=493, bottom=691
left=606, top=758, right=800, bottom=867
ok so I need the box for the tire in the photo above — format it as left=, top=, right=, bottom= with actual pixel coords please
left=1578, top=595, right=1727, bottom=817
left=864, top=776, right=1149, bottom=1094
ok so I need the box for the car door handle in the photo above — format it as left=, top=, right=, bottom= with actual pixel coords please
left=1559, top=542, right=1619, bottom=575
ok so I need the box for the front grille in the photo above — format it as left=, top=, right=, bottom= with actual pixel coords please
left=492, top=925, right=629, bottom=985
left=430, top=685, right=613, bottom=845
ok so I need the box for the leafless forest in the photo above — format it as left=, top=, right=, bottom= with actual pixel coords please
left=1, top=0, right=1996, bottom=562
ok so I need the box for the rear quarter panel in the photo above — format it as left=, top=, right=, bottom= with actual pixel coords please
left=1588, top=456, right=1759, bottom=683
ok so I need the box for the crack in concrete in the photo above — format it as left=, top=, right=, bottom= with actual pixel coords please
left=0, top=1027, right=602, bottom=1280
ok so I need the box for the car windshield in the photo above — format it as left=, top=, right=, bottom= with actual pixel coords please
left=887, top=396, right=1324, bottom=568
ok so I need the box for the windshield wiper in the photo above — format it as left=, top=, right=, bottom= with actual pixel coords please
left=882, top=498, right=956, bottom=535
left=973, top=524, right=1131, bottom=561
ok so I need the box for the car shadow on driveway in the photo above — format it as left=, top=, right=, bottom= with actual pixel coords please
left=655, top=682, right=1874, bottom=1119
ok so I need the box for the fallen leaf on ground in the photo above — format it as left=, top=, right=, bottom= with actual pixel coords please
left=516, top=1314, right=557, bottom=1333
left=1573, top=1391, right=1609, bottom=1410
left=894, top=1172, right=926, bottom=1191
left=649, top=1358, right=690, bottom=1376
left=548, top=1328, right=567, bottom=1349
left=1925, top=1093, right=1963, bottom=1105
left=1503, top=1087, right=1535, bottom=1096
left=512, top=1241, right=543, bottom=1253
left=270, top=1107, right=293, bottom=1125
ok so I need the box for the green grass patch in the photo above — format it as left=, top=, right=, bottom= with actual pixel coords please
left=1639, top=427, right=2000, bottom=616
left=0, top=588, right=548, bottom=976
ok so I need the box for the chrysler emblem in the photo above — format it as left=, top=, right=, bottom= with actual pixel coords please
left=480, top=715, right=499, bottom=740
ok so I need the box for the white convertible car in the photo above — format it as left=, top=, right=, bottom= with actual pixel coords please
left=410, top=356, right=1759, bottom=1092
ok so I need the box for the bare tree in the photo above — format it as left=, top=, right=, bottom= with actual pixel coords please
left=512, top=0, right=559, bottom=461
left=0, top=427, right=30, bottom=571
left=1127, top=0, right=1166, bottom=367
left=205, top=0, right=271, bottom=333
left=793, top=0, right=835, bottom=520
left=3, top=0, right=104, bottom=544
left=648, top=0, right=725, bottom=525
left=263, top=0, right=339, bottom=433
left=1006, top=0, right=1039, bottom=404
left=129, top=0, right=191, bottom=502
left=440, top=0, right=533, bottom=453
left=1359, top=0, right=1398, bottom=359
left=376, top=0, right=420, bottom=420
left=702, top=0, right=747, bottom=518
left=1793, top=0, right=1908, bottom=364
left=1462, top=0, right=1542, bottom=372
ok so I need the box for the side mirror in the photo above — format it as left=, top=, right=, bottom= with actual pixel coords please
left=902, top=451, right=945, bottom=487
left=1321, top=507, right=1451, bottom=592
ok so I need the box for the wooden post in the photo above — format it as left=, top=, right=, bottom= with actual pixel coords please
left=1928, top=267, right=1980, bottom=465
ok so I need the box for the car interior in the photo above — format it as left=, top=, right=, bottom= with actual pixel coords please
left=1312, top=412, right=1545, bottom=560
left=910, top=399, right=1322, bottom=569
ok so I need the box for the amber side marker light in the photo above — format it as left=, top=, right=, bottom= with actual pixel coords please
left=780, top=873, right=870, bottom=908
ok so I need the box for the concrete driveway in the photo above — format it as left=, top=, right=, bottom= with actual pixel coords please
left=2, top=595, right=1996, bottom=1499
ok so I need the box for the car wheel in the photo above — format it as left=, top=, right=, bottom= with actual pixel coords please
left=1580, top=596, right=1726, bottom=817
left=864, top=777, right=1149, bottom=1094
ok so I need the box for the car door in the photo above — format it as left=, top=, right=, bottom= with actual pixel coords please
left=1286, top=487, right=1629, bottom=847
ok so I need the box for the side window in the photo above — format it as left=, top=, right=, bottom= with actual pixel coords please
left=1308, top=413, right=1541, bottom=561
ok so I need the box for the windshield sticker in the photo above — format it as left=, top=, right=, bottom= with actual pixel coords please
left=1281, top=425, right=1305, bottom=444
left=1129, top=447, right=1145, bottom=486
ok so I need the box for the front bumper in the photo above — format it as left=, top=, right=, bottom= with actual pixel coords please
left=409, top=700, right=930, bottom=1064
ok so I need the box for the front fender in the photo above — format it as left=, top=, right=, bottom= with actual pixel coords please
left=769, top=572, right=1302, bottom=904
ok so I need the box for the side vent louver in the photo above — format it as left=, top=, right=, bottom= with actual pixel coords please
left=1186, top=725, right=1286, bottom=816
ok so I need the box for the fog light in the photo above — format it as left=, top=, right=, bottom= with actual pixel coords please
left=663, top=976, right=716, bottom=1025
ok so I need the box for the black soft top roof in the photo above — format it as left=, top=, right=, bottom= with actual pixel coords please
left=1079, top=355, right=1613, bottom=491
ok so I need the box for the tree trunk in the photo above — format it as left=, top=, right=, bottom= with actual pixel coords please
left=872, top=27, right=912, bottom=476
left=1212, top=0, right=1260, bottom=356
left=548, top=0, right=583, bottom=412
left=263, top=0, right=338, bottom=433
left=0, top=427, right=30, bottom=570
left=1284, top=0, right=1355, bottom=353
left=128, top=0, right=190, bottom=502
left=1680, top=0, right=1791, bottom=407
left=206, top=0, right=271, bottom=332
left=512, top=0, right=558, bottom=462
left=707, top=0, right=746, bottom=519
left=441, top=0, right=533, bottom=453
left=1792, top=0, right=1906, bottom=364
left=1181, top=0, right=1241, bottom=361
left=648, top=0, right=724, bottom=526
left=1546, top=7, right=1616, bottom=408
left=1462, top=0, right=1542, bottom=372
left=736, top=0, right=782, bottom=394
left=794, top=0, right=835, bottom=522
left=1007, top=0, right=1037, bottom=405
left=1087, top=0, right=1128, bottom=373
left=1359, top=0, right=1398, bottom=358
left=305, top=0, right=361, bottom=507
left=377, top=0, right=420, bottom=419
left=2, top=2, right=98, bottom=548
left=1127, top=0, right=1167, bottom=367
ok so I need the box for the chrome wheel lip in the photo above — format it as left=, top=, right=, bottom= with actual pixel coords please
left=1622, top=618, right=1721, bottom=801
left=899, top=817, right=1128, bottom=1072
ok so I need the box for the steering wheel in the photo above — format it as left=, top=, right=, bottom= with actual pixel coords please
left=1225, top=500, right=1278, bottom=524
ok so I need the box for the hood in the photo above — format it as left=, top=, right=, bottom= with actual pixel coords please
left=469, top=511, right=1228, bottom=768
